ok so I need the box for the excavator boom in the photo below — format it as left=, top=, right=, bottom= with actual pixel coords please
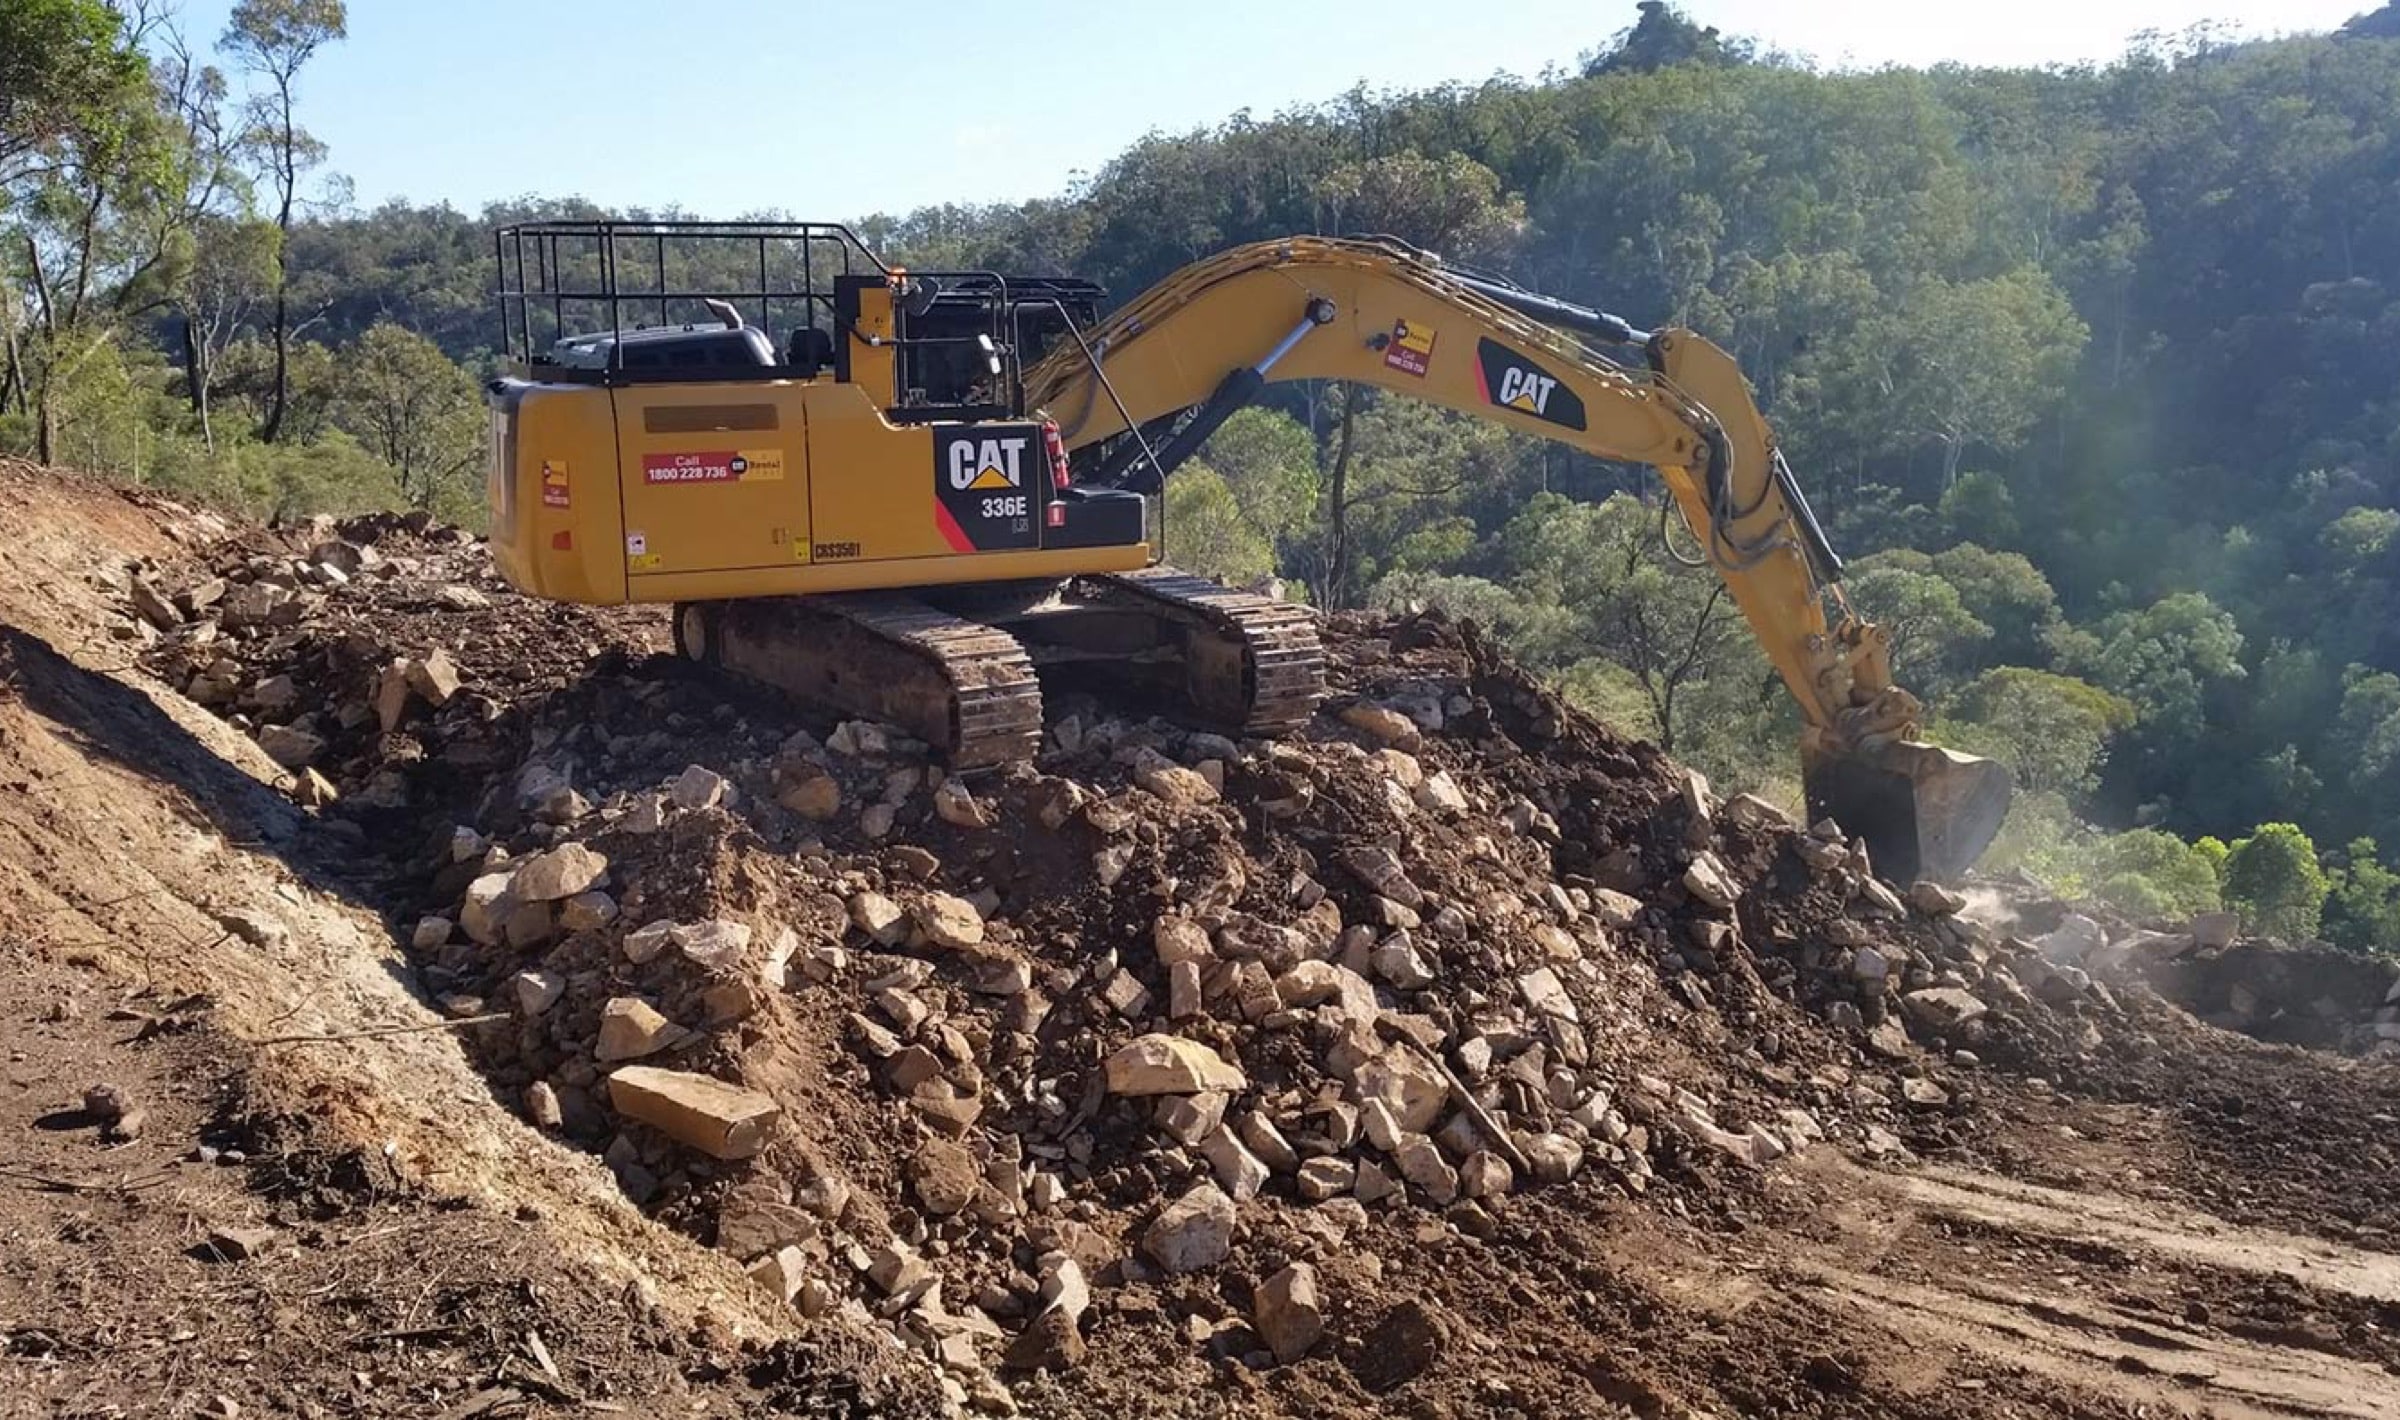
left=1025, top=236, right=2010, bottom=882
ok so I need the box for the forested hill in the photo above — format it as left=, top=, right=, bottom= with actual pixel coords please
left=8, top=1, right=2400, bottom=946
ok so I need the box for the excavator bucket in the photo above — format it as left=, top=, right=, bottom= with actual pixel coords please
left=1803, top=740, right=2013, bottom=886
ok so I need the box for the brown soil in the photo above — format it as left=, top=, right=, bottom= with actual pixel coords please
left=2, top=456, right=2396, bottom=1418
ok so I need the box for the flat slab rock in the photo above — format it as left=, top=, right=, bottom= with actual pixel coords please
left=606, top=1065, right=781, bottom=1159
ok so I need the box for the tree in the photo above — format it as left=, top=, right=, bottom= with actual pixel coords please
left=1162, top=464, right=1275, bottom=587
left=4, top=5, right=185, bottom=464
left=1197, top=408, right=1318, bottom=550
left=221, top=0, right=344, bottom=444
left=1942, top=667, right=2134, bottom=801
left=2221, top=822, right=2331, bottom=941
left=1310, top=150, right=1523, bottom=259
left=1486, top=492, right=1764, bottom=756
left=1587, top=2, right=1750, bottom=76
left=2051, top=592, right=2246, bottom=816
left=1869, top=270, right=2088, bottom=488
left=332, top=322, right=479, bottom=515
left=0, top=0, right=146, bottom=180
left=177, top=213, right=276, bottom=448
left=2087, top=828, right=2222, bottom=919
left=2323, top=838, right=2400, bottom=955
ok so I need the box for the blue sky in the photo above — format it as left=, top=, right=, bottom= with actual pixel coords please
left=170, top=0, right=2369, bottom=217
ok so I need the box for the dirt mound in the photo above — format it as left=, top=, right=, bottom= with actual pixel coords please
left=108, top=506, right=2255, bottom=1405
left=13, top=464, right=2400, bottom=1418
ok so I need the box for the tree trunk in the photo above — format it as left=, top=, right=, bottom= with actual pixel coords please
left=35, top=385, right=57, bottom=465
left=262, top=90, right=298, bottom=444
left=179, top=313, right=216, bottom=452
left=263, top=279, right=290, bottom=442
left=1322, top=384, right=1361, bottom=609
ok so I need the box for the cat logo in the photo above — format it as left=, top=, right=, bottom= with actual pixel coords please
left=1497, top=366, right=1557, bottom=415
left=1473, top=338, right=1587, bottom=431
left=932, top=424, right=1048, bottom=554
left=947, top=435, right=1027, bottom=491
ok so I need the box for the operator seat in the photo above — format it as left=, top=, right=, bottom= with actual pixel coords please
left=786, top=327, right=837, bottom=377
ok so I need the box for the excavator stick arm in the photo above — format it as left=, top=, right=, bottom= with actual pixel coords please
left=1024, top=236, right=2011, bottom=879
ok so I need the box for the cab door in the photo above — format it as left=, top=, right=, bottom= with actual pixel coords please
left=614, top=383, right=812, bottom=581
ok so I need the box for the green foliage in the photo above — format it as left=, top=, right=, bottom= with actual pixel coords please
left=2050, top=591, right=2246, bottom=814
left=2323, top=838, right=2400, bottom=955
left=1163, top=464, right=1276, bottom=587
left=1842, top=558, right=1991, bottom=699
left=2088, top=829, right=2223, bottom=919
left=2222, top=822, right=2331, bottom=941
left=1197, top=409, right=1317, bottom=546
left=1941, top=667, right=2133, bottom=800
left=1986, top=796, right=2219, bottom=919
left=1311, top=151, right=1523, bottom=258
left=15, top=4, right=2400, bottom=876
left=331, top=322, right=481, bottom=520
left=0, top=0, right=147, bottom=172
left=1587, top=2, right=1752, bottom=76
left=2321, top=506, right=2399, bottom=569
left=1937, top=473, right=2020, bottom=551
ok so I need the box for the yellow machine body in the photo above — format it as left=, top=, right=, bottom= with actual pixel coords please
left=488, top=276, right=1147, bottom=610
left=488, top=377, right=1148, bottom=607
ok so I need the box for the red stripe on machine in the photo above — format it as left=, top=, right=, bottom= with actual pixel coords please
left=933, top=501, right=976, bottom=552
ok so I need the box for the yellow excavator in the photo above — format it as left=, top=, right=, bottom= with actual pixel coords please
left=485, top=222, right=2009, bottom=881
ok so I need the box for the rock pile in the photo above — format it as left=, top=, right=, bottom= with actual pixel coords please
left=131, top=521, right=2149, bottom=1409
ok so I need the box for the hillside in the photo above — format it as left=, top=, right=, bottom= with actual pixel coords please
left=4, top=455, right=2398, bottom=1417
left=13, top=3, right=2400, bottom=941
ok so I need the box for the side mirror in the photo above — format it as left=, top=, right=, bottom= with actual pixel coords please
left=977, top=333, right=1003, bottom=377
left=901, top=276, right=943, bottom=319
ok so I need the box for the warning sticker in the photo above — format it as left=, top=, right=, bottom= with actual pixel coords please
left=540, top=458, right=571, bottom=508
left=1383, top=318, right=1437, bottom=377
left=641, top=447, right=786, bottom=485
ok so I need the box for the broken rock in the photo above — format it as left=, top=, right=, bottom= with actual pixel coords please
left=606, top=1065, right=781, bottom=1159
left=512, top=843, right=608, bottom=902
left=1906, top=880, right=1967, bottom=917
left=1339, top=846, right=1424, bottom=908
left=1105, top=1034, right=1247, bottom=1095
left=910, top=893, right=985, bottom=951
left=672, top=918, right=752, bottom=971
left=1901, top=987, right=1988, bottom=1035
left=1140, top=1183, right=1235, bottom=1273
left=1254, top=1262, right=1324, bottom=1364
left=912, top=1137, right=982, bottom=1216
left=1341, top=702, right=1421, bottom=748
left=255, top=723, right=324, bottom=768
left=595, top=997, right=684, bottom=1062
left=668, top=764, right=729, bottom=810
left=1351, top=1048, right=1448, bottom=1133
left=1682, top=851, right=1740, bottom=910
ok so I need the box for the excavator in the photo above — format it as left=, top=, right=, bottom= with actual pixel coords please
left=485, top=221, right=2009, bottom=882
